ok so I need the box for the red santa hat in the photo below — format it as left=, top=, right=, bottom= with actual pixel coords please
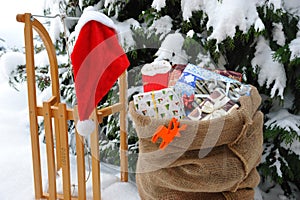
left=71, top=8, right=130, bottom=136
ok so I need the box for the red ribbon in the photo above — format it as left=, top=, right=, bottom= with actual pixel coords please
left=182, top=94, right=194, bottom=110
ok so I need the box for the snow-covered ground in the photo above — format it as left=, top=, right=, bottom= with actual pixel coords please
left=0, top=73, right=140, bottom=200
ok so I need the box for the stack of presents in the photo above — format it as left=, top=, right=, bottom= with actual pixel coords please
left=133, top=61, right=251, bottom=122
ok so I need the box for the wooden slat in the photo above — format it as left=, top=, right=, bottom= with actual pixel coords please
left=36, top=103, right=123, bottom=121
left=55, top=117, right=62, bottom=170
left=90, top=109, right=101, bottom=200
left=31, top=15, right=60, bottom=101
left=23, top=13, right=43, bottom=198
left=43, top=101, right=57, bottom=200
left=119, top=72, right=128, bottom=182
left=58, top=103, right=71, bottom=200
left=37, top=106, right=74, bottom=120
left=73, top=106, right=86, bottom=200
left=97, top=103, right=123, bottom=118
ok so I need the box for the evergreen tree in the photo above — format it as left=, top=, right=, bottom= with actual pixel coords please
left=6, top=0, right=300, bottom=198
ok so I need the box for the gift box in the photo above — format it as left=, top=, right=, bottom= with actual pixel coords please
left=133, top=88, right=185, bottom=119
left=174, top=63, right=239, bottom=97
left=188, top=88, right=239, bottom=121
left=194, top=79, right=251, bottom=105
left=168, top=64, right=187, bottom=87
left=213, top=69, right=243, bottom=82
left=141, top=60, right=172, bottom=92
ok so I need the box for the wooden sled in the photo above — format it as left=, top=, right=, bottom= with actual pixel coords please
left=16, top=13, right=128, bottom=200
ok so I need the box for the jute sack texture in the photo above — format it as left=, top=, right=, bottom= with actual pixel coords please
left=129, top=86, right=264, bottom=200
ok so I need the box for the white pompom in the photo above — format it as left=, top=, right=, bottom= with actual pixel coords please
left=76, top=119, right=95, bottom=137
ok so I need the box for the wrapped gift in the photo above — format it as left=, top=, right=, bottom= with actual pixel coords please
left=174, top=63, right=239, bottom=97
left=141, top=60, right=172, bottom=92
left=188, top=88, right=239, bottom=121
left=213, top=69, right=243, bottom=82
left=133, top=88, right=185, bottom=119
left=194, top=79, right=251, bottom=104
left=168, top=64, right=187, bottom=87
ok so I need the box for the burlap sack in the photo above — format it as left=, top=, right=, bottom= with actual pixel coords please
left=129, top=86, right=263, bottom=200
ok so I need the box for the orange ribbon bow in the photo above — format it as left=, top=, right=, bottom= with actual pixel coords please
left=151, top=117, right=187, bottom=149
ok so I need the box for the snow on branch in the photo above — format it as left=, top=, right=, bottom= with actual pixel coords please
left=104, top=0, right=119, bottom=8
left=154, top=33, right=188, bottom=64
left=151, top=0, right=166, bottom=12
left=181, top=0, right=265, bottom=43
left=270, top=149, right=286, bottom=178
left=272, top=22, right=285, bottom=46
left=0, top=52, right=25, bottom=80
left=289, top=31, right=300, bottom=61
left=265, top=108, right=300, bottom=136
left=251, top=36, right=286, bottom=99
left=282, top=140, right=300, bottom=157
left=205, top=0, right=264, bottom=43
left=181, top=0, right=204, bottom=21
left=149, top=15, right=173, bottom=40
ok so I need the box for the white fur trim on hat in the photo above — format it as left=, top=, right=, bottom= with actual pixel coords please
left=76, top=119, right=95, bottom=137
left=74, top=6, right=118, bottom=38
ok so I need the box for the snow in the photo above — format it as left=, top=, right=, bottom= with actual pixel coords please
left=149, top=15, right=173, bottom=40
left=181, top=0, right=203, bottom=21
left=196, top=52, right=216, bottom=69
left=251, top=36, right=286, bottom=99
left=283, top=0, right=300, bottom=17
left=79, top=0, right=84, bottom=10
left=0, top=0, right=44, bottom=49
left=267, top=0, right=282, bottom=10
left=113, top=18, right=140, bottom=51
left=201, top=0, right=264, bottom=43
left=265, top=108, right=300, bottom=135
left=151, top=0, right=166, bottom=12
left=181, top=0, right=265, bottom=43
left=0, top=39, right=8, bottom=51
left=154, top=33, right=188, bottom=64
left=104, top=0, right=119, bottom=8
left=43, top=1, right=65, bottom=43
left=270, top=149, right=284, bottom=177
left=272, top=23, right=285, bottom=46
left=0, top=51, right=25, bottom=80
left=282, top=139, right=300, bottom=157
left=289, top=35, right=300, bottom=61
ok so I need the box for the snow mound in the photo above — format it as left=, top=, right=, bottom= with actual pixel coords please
left=102, top=182, right=140, bottom=200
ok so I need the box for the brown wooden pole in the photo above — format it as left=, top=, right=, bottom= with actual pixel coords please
left=20, top=13, right=43, bottom=198
left=73, top=106, right=87, bottom=200
left=90, top=109, right=102, bottom=200
left=58, top=103, right=71, bottom=199
left=43, top=100, right=57, bottom=200
left=119, top=71, right=128, bottom=182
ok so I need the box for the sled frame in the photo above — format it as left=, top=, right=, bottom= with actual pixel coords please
left=16, top=13, right=128, bottom=200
